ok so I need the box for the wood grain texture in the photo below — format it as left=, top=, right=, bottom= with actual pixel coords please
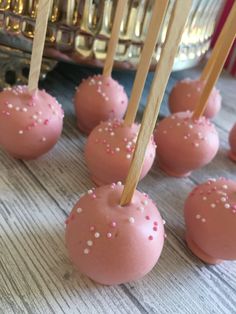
left=0, top=61, right=236, bottom=313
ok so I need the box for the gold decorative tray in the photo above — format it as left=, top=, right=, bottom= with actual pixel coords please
left=0, top=0, right=223, bottom=85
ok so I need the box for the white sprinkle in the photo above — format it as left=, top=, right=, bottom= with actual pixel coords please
left=22, top=108, right=28, bottom=112
left=211, top=203, right=216, bottom=208
left=110, top=132, right=115, bottom=136
left=84, top=248, right=90, bottom=254
left=87, top=240, right=93, bottom=246
left=41, top=137, right=46, bottom=142
left=222, top=185, right=228, bottom=189
left=224, top=203, right=230, bottom=209
left=7, top=104, right=13, bottom=108
left=201, top=218, right=206, bottom=223
left=129, top=217, right=135, bottom=224
left=126, top=154, right=131, bottom=159
left=194, top=143, right=199, bottom=147
left=94, top=232, right=100, bottom=238
left=142, top=200, right=148, bottom=206
left=76, top=207, right=82, bottom=213
left=221, top=197, right=226, bottom=202
left=18, top=130, right=23, bottom=135
left=176, top=122, right=181, bottom=127
left=184, top=136, right=188, bottom=140
left=203, top=196, right=207, bottom=201
left=138, top=206, right=144, bottom=212
left=117, top=181, right=122, bottom=186
left=38, top=119, right=42, bottom=123
left=98, top=128, right=102, bottom=132
left=88, top=190, right=93, bottom=194
left=107, top=233, right=112, bottom=238
left=196, top=214, right=201, bottom=219
left=104, top=127, right=108, bottom=131
left=189, top=124, right=193, bottom=129
left=163, top=219, right=166, bottom=225
left=115, top=147, right=120, bottom=152
left=15, top=107, right=20, bottom=111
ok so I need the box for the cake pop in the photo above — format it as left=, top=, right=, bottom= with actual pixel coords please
left=184, top=178, right=236, bottom=264
left=0, top=86, right=63, bottom=160
left=228, top=123, right=236, bottom=162
left=65, top=183, right=165, bottom=285
left=85, top=119, right=156, bottom=185
left=74, top=0, right=128, bottom=135
left=154, top=111, right=219, bottom=177
left=169, top=79, right=221, bottom=118
left=0, top=0, right=63, bottom=160
left=74, top=75, right=128, bottom=134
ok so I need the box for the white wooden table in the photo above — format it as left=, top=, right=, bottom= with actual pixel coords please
left=0, top=63, right=236, bottom=314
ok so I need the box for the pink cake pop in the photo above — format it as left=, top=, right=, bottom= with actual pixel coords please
left=65, top=183, right=165, bottom=285
left=154, top=111, right=219, bottom=177
left=85, top=119, right=156, bottom=185
left=184, top=178, right=236, bottom=264
left=228, top=123, right=236, bottom=162
left=74, top=75, right=128, bottom=134
left=169, top=79, right=221, bottom=119
left=0, top=86, right=64, bottom=160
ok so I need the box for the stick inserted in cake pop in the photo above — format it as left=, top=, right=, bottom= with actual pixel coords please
left=193, top=2, right=236, bottom=120
left=103, top=0, right=127, bottom=77
left=28, top=0, right=52, bottom=92
left=120, top=0, right=192, bottom=206
left=124, top=0, right=169, bottom=126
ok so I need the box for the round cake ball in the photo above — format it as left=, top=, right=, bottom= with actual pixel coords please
left=169, top=79, right=221, bottom=119
left=65, top=183, right=165, bottom=285
left=184, top=178, right=236, bottom=264
left=74, top=75, right=128, bottom=134
left=0, top=85, right=64, bottom=160
left=154, top=111, right=219, bottom=177
left=85, top=119, right=156, bottom=186
left=228, top=123, right=236, bottom=162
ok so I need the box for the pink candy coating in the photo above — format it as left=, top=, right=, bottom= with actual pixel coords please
left=0, top=86, right=64, bottom=160
left=184, top=178, right=236, bottom=264
left=65, top=184, right=165, bottom=285
left=228, top=123, right=236, bottom=162
left=169, top=79, right=221, bottom=119
left=85, top=119, right=156, bottom=185
left=154, top=111, right=219, bottom=177
left=74, top=75, right=128, bottom=134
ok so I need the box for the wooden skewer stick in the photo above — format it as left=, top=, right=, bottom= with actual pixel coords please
left=120, top=0, right=192, bottom=206
left=28, top=0, right=52, bottom=92
left=124, top=0, right=169, bottom=126
left=103, top=0, right=127, bottom=77
left=200, top=0, right=236, bottom=81
left=193, top=2, right=236, bottom=120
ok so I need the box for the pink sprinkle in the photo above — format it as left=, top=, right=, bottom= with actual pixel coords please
left=70, top=214, right=75, bottom=221
left=111, top=222, right=117, bottom=227
left=106, top=148, right=110, bottom=153
left=154, top=221, right=158, bottom=226
left=102, top=139, right=107, bottom=144
left=44, top=119, right=49, bottom=125
left=106, top=83, right=110, bottom=87
left=153, top=227, right=157, bottom=231
left=148, top=236, right=153, bottom=241
left=65, top=219, right=69, bottom=225
left=92, top=194, right=96, bottom=199
left=107, top=232, right=112, bottom=238
left=90, top=226, right=95, bottom=231
left=145, top=216, right=150, bottom=220
left=121, top=100, right=125, bottom=104
left=111, top=150, right=115, bottom=155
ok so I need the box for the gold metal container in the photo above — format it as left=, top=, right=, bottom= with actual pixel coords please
left=0, top=0, right=224, bottom=84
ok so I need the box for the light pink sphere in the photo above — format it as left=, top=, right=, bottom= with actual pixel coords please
left=229, top=123, right=236, bottom=162
left=0, top=86, right=64, bottom=160
left=74, top=75, right=128, bottom=134
left=169, top=79, right=221, bottom=119
left=85, top=119, right=156, bottom=186
left=184, top=178, right=236, bottom=264
left=154, top=112, right=219, bottom=177
left=65, top=183, right=165, bottom=285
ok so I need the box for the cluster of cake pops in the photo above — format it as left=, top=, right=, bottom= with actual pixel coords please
left=0, top=0, right=235, bottom=286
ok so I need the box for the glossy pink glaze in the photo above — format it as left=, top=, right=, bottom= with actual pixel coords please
left=74, top=75, right=128, bottom=135
left=228, top=123, right=236, bottom=162
left=85, top=119, right=156, bottom=185
left=169, top=79, right=221, bottom=119
left=154, top=112, right=219, bottom=177
left=65, top=183, right=165, bottom=285
left=184, top=178, right=236, bottom=264
left=0, top=86, right=64, bottom=160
